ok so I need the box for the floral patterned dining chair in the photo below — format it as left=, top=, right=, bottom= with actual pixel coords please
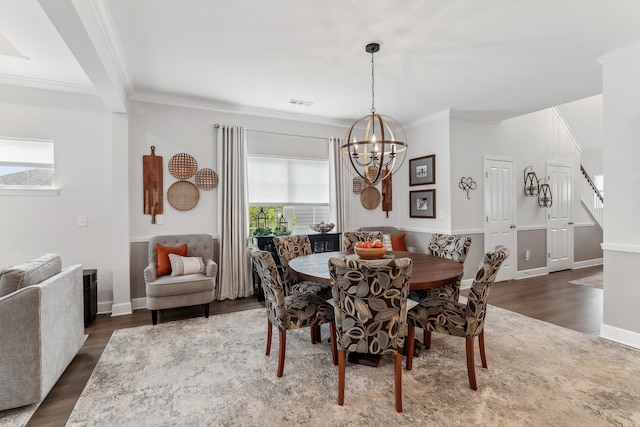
left=272, top=235, right=331, bottom=299
left=410, top=233, right=472, bottom=349
left=248, top=245, right=335, bottom=377
left=405, top=246, right=510, bottom=390
left=328, top=256, right=412, bottom=412
left=341, top=231, right=383, bottom=253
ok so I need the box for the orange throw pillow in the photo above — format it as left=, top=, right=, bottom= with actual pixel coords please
left=390, top=234, right=408, bottom=251
left=156, top=243, right=187, bottom=277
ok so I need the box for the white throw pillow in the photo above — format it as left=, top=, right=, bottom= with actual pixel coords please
left=382, top=234, right=394, bottom=251
left=168, top=254, right=206, bottom=276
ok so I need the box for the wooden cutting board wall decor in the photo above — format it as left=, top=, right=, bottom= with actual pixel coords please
left=143, top=146, right=163, bottom=224
left=382, top=167, right=392, bottom=217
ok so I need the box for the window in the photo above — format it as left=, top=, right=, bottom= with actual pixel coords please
left=0, top=137, right=54, bottom=189
left=248, top=155, right=331, bottom=234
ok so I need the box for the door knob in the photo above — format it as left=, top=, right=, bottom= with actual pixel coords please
left=568, top=222, right=574, bottom=225
left=510, top=224, right=516, bottom=229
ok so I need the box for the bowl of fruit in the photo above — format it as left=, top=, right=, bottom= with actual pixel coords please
left=354, top=240, right=387, bottom=259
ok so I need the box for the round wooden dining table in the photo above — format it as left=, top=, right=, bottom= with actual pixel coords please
left=288, top=250, right=464, bottom=290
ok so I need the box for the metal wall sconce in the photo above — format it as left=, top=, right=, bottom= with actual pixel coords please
left=523, top=166, right=539, bottom=197
left=537, top=179, right=553, bottom=208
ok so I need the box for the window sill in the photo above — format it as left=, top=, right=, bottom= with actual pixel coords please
left=0, top=188, right=59, bottom=196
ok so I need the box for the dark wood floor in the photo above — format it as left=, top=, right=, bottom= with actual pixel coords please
left=25, top=265, right=602, bottom=427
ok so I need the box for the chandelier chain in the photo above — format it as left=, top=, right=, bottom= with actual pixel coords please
left=371, top=50, right=376, bottom=114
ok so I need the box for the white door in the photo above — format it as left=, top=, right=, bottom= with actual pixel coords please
left=484, top=157, right=516, bottom=281
left=547, top=163, right=573, bottom=272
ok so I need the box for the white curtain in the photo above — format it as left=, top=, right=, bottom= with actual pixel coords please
left=330, top=137, right=352, bottom=233
left=216, top=125, right=253, bottom=300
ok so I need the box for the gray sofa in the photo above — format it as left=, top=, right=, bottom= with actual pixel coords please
left=0, top=254, right=84, bottom=411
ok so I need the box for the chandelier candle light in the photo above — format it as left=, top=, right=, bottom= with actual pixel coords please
left=342, top=43, right=408, bottom=186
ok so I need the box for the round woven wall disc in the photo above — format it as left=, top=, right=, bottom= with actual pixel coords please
left=361, top=186, right=381, bottom=210
left=167, top=181, right=199, bottom=211
left=168, top=153, right=198, bottom=179
left=195, top=168, right=218, bottom=190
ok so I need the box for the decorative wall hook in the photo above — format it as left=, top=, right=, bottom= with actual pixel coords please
left=537, top=179, right=552, bottom=208
left=458, top=177, right=477, bottom=199
left=523, top=166, right=539, bottom=197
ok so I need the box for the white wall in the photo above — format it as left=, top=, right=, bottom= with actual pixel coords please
left=600, top=41, right=640, bottom=348
left=451, top=108, right=591, bottom=233
left=0, top=86, right=118, bottom=307
left=128, top=100, right=347, bottom=241
left=556, top=94, right=604, bottom=178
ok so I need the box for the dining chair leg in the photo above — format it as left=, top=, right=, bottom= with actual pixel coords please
left=338, top=350, right=346, bottom=406
left=424, top=330, right=432, bottom=350
left=394, top=353, right=403, bottom=413
left=277, top=330, right=286, bottom=377
left=330, top=322, right=338, bottom=366
left=466, top=337, right=477, bottom=390
left=310, top=327, right=317, bottom=344
left=405, top=324, right=415, bottom=370
left=478, top=330, right=487, bottom=368
left=266, top=319, right=273, bottom=356
left=316, top=325, right=322, bottom=343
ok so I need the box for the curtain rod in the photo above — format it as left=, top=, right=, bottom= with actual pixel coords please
left=213, top=124, right=329, bottom=141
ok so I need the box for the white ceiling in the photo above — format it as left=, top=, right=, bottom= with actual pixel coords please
left=2, top=0, right=640, bottom=126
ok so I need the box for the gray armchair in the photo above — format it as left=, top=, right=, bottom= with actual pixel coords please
left=144, top=234, right=218, bottom=325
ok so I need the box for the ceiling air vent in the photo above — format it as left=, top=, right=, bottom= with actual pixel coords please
left=288, top=99, right=313, bottom=107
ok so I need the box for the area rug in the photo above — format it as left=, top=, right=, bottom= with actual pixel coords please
left=569, top=272, right=603, bottom=289
left=66, top=306, right=640, bottom=426
left=0, top=402, right=39, bottom=427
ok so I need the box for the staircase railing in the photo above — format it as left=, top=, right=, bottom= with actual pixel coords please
left=580, top=165, right=603, bottom=231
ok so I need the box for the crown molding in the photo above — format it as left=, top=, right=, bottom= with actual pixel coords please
left=0, top=73, right=97, bottom=95
left=131, top=91, right=353, bottom=128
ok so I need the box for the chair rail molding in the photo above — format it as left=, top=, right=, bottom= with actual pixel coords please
left=601, top=243, right=640, bottom=254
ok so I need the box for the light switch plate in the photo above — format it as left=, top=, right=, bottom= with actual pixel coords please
left=77, top=215, right=88, bottom=227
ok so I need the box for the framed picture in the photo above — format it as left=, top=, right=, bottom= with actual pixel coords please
left=409, top=154, right=435, bottom=186
left=410, top=189, right=436, bottom=218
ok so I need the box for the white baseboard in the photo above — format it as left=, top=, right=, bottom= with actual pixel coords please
left=132, top=297, right=147, bottom=311
left=600, top=324, right=640, bottom=350
left=515, top=267, right=548, bottom=280
left=573, top=258, right=603, bottom=269
left=111, top=301, right=133, bottom=317
left=98, top=299, right=145, bottom=315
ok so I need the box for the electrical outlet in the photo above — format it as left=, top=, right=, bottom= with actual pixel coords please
left=525, top=250, right=531, bottom=261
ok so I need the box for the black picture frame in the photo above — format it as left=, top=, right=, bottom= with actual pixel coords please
left=410, top=189, right=436, bottom=218
left=409, top=154, right=436, bottom=186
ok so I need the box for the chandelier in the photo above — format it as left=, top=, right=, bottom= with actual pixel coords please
left=342, top=43, right=408, bottom=185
